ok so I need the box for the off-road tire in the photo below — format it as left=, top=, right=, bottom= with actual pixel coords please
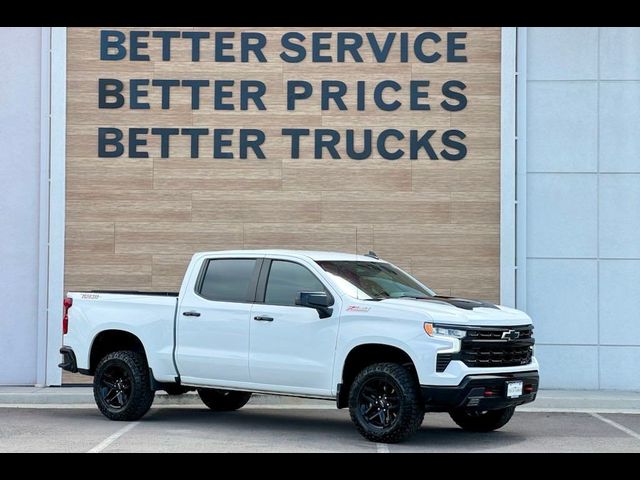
left=197, top=389, right=252, bottom=411
left=93, top=350, right=155, bottom=421
left=348, top=362, right=424, bottom=443
left=163, top=385, right=191, bottom=396
left=449, top=406, right=515, bottom=432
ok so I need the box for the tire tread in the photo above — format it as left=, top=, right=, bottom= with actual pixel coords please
left=449, top=406, right=515, bottom=432
left=93, top=350, right=155, bottom=421
left=348, top=362, right=424, bottom=443
left=197, top=389, right=252, bottom=411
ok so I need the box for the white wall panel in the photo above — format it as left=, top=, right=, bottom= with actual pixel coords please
left=524, top=27, right=640, bottom=390
left=528, top=28, right=598, bottom=80
left=527, top=82, right=598, bottom=172
left=600, top=347, right=640, bottom=390
left=599, top=260, right=640, bottom=345
left=600, top=28, right=640, bottom=80
left=527, top=174, right=598, bottom=258
left=599, top=82, right=640, bottom=173
left=527, top=259, right=598, bottom=345
left=599, top=174, right=640, bottom=258
left=535, top=345, right=599, bottom=389
left=0, top=27, right=43, bottom=384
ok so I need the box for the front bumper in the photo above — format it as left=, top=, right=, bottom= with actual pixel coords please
left=421, top=371, right=539, bottom=412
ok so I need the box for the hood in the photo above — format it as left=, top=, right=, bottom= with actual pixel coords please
left=369, top=296, right=532, bottom=327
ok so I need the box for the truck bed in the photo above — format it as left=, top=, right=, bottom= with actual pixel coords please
left=65, top=290, right=180, bottom=382
left=89, top=290, right=178, bottom=297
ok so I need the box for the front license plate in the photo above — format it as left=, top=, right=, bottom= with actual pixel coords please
left=506, top=381, right=523, bottom=398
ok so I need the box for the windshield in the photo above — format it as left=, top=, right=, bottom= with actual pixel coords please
left=316, top=260, right=435, bottom=300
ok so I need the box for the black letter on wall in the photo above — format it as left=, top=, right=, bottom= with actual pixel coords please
left=98, top=127, right=124, bottom=157
left=441, top=130, right=467, bottom=160
left=441, top=80, right=467, bottom=111
left=98, top=79, right=124, bottom=108
left=100, top=30, right=126, bottom=60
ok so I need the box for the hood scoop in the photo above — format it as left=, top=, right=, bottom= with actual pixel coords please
left=417, top=296, right=499, bottom=311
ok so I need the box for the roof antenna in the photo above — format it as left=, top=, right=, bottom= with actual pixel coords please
left=365, top=250, right=379, bottom=259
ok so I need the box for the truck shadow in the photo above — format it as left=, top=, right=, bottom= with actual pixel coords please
left=409, top=425, right=527, bottom=451
left=142, top=407, right=528, bottom=451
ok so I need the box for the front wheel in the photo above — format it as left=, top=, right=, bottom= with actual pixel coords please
left=449, top=406, right=515, bottom=432
left=348, top=362, right=424, bottom=443
left=197, top=389, right=252, bottom=411
left=93, top=350, right=155, bottom=421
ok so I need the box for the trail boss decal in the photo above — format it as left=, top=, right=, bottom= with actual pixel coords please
left=80, top=293, right=100, bottom=300
left=346, top=305, right=371, bottom=312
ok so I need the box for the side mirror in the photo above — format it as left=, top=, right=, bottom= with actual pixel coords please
left=296, top=291, right=333, bottom=318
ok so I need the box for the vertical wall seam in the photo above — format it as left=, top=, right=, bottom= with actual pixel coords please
left=36, top=27, right=53, bottom=386
left=45, top=27, right=53, bottom=382
left=596, top=27, right=601, bottom=389
left=500, top=27, right=518, bottom=308
left=515, top=27, right=528, bottom=311
left=45, top=27, right=67, bottom=385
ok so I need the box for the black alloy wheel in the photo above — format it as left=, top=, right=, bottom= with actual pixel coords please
left=356, top=376, right=401, bottom=429
left=98, top=364, right=133, bottom=409
left=348, top=362, right=424, bottom=443
left=93, top=350, right=155, bottom=421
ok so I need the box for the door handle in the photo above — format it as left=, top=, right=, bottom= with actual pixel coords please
left=183, top=311, right=201, bottom=317
left=254, top=315, right=274, bottom=322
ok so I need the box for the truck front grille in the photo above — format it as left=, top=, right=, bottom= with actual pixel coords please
left=435, top=325, right=534, bottom=372
left=459, top=344, right=533, bottom=367
left=466, top=326, right=533, bottom=341
left=460, top=326, right=534, bottom=368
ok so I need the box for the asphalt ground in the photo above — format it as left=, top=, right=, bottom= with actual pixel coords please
left=1, top=404, right=639, bottom=452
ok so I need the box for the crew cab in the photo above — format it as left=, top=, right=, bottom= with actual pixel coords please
left=60, top=250, right=539, bottom=443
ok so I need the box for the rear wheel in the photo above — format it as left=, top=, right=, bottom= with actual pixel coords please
left=93, top=350, right=155, bottom=421
left=162, top=385, right=191, bottom=396
left=348, top=362, right=424, bottom=443
left=449, top=406, right=515, bottom=432
left=197, top=388, right=252, bottom=411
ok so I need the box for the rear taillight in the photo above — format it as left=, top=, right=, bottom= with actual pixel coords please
left=63, top=297, right=73, bottom=334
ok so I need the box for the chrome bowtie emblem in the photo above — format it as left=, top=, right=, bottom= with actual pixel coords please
left=501, top=330, right=520, bottom=340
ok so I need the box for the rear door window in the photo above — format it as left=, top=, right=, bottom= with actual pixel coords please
left=199, top=259, right=257, bottom=303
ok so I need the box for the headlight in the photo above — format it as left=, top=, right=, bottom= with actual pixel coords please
left=423, top=323, right=467, bottom=339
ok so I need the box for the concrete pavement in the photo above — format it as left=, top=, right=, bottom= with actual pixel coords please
left=1, top=387, right=640, bottom=412
left=1, top=387, right=640, bottom=452
left=1, top=406, right=639, bottom=452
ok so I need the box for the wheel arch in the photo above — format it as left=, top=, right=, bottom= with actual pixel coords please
left=337, top=343, right=418, bottom=409
left=89, top=329, right=148, bottom=375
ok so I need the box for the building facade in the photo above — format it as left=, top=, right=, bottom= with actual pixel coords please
left=0, top=27, right=638, bottom=389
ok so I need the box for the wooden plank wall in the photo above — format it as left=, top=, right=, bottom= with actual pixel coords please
left=65, top=27, right=501, bottom=302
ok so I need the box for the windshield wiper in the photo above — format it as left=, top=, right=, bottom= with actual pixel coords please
left=363, top=295, right=433, bottom=301
left=391, top=294, right=433, bottom=300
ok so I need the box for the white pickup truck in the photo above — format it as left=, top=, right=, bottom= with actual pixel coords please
left=60, top=249, right=539, bottom=443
